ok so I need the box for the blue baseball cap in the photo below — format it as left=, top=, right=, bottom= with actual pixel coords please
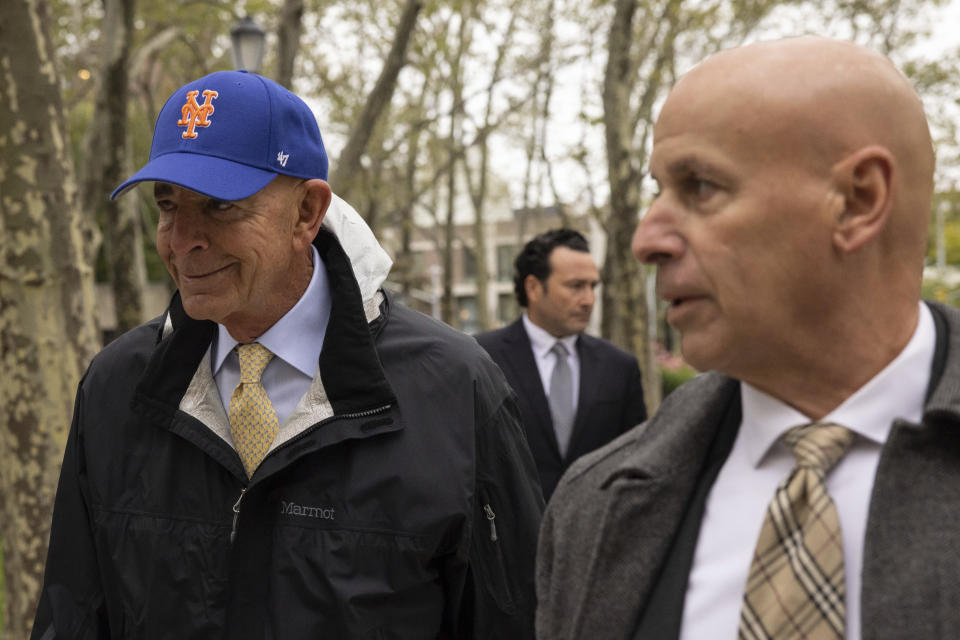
left=111, top=70, right=328, bottom=201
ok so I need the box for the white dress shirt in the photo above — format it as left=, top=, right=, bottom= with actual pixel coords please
left=680, top=303, right=935, bottom=640
left=212, top=244, right=331, bottom=426
left=523, top=313, right=581, bottom=413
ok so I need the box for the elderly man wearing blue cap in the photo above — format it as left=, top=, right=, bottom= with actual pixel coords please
left=32, top=71, right=544, bottom=639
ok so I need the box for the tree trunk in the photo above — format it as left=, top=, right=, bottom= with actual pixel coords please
left=537, top=69, right=567, bottom=227
left=364, top=155, right=384, bottom=234
left=441, top=188, right=456, bottom=326
left=441, top=123, right=458, bottom=326
left=276, top=0, right=305, bottom=89
left=441, top=8, right=469, bottom=327
left=396, top=83, right=428, bottom=298
left=468, top=162, right=490, bottom=331
left=128, top=26, right=181, bottom=120
left=464, top=8, right=518, bottom=332
left=101, top=0, right=146, bottom=335
left=534, top=0, right=565, bottom=226
left=602, top=0, right=661, bottom=412
left=0, top=0, right=100, bottom=636
left=79, top=0, right=144, bottom=336
left=329, top=0, right=423, bottom=202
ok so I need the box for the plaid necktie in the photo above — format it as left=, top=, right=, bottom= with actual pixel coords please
left=739, top=421, right=855, bottom=640
left=229, top=343, right=279, bottom=478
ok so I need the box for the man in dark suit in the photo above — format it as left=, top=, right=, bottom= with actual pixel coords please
left=536, top=37, right=960, bottom=640
left=476, top=229, right=646, bottom=500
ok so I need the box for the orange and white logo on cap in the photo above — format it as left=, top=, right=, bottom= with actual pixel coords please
left=177, top=89, right=219, bottom=139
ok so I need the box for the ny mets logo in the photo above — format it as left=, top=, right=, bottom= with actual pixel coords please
left=177, top=89, right=219, bottom=139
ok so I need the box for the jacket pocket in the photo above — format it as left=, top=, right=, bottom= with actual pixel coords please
left=470, top=484, right=517, bottom=614
left=91, top=508, right=231, bottom=638
left=269, top=524, right=443, bottom=638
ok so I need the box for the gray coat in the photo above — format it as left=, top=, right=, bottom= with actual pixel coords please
left=536, top=301, right=960, bottom=640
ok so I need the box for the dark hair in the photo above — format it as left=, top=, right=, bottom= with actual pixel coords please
left=513, top=228, right=590, bottom=307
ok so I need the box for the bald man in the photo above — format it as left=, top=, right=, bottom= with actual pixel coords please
left=535, top=37, right=960, bottom=640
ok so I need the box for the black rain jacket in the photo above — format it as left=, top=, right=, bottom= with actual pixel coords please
left=31, top=228, right=544, bottom=639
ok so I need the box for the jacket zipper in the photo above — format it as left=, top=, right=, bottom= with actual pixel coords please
left=336, top=404, right=393, bottom=420
left=228, top=404, right=391, bottom=544
left=483, top=503, right=498, bottom=542
left=272, top=403, right=393, bottom=453
left=230, top=488, right=246, bottom=545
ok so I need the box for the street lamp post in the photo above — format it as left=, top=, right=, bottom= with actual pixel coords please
left=230, top=16, right=266, bottom=74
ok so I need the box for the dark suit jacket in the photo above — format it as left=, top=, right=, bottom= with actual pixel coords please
left=536, top=301, right=960, bottom=640
left=476, top=318, right=647, bottom=500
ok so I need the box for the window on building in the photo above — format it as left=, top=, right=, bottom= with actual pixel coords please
left=496, top=244, right=517, bottom=282
left=462, top=246, right=477, bottom=283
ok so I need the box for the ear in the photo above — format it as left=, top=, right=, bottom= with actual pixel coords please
left=830, top=146, right=895, bottom=253
left=294, top=179, right=332, bottom=247
left=525, top=274, right=544, bottom=303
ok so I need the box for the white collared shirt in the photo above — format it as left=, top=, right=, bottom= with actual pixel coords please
left=522, top=313, right=581, bottom=412
left=212, top=244, right=331, bottom=425
left=680, top=302, right=936, bottom=640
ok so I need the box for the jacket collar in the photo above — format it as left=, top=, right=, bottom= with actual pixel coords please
left=560, top=372, right=740, bottom=637
left=321, top=193, right=392, bottom=319
left=920, top=300, right=960, bottom=416
left=597, top=372, right=739, bottom=484
left=860, top=301, right=960, bottom=637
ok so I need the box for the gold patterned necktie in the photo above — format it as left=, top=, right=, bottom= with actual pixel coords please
left=229, top=343, right=279, bottom=478
left=739, top=421, right=855, bottom=640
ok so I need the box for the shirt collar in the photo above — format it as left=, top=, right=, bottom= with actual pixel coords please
left=522, top=312, right=578, bottom=358
left=741, top=302, right=936, bottom=467
left=212, top=244, right=330, bottom=378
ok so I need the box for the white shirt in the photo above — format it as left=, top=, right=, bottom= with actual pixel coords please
left=212, top=244, right=331, bottom=425
left=680, top=303, right=935, bottom=640
left=523, top=313, right=581, bottom=412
